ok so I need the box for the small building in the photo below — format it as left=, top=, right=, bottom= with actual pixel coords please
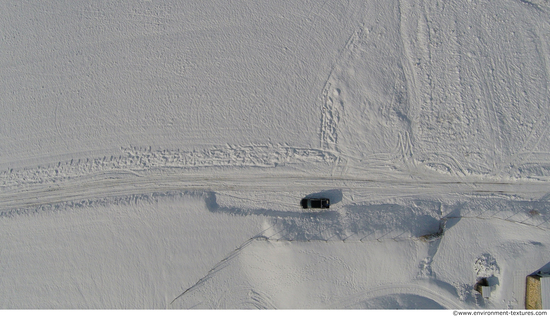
left=475, top=278, right=491, bottom=299
left=526, top=272, right=550, bottom=309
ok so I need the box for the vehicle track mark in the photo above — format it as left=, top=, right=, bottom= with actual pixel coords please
left=319, top=26, right=364, bottom=151
left=0, top=144, right=338, bottom=190
left=170, top=232, right=271, bottom=306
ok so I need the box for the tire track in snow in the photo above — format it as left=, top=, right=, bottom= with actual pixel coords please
left=319, top=26, right=364, bottom=151
left=505, top=26, right=550, bottom=174
left=0, top=144, right=338, bottom=190
left=319, top=1, right=420, bottom=174
left=517, top=0, right=550, bottom=12
left=170, top=232, right=272, bottom=307
left=2, top=165, right=548, bottom=215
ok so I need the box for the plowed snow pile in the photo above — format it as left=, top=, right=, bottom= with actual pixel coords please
left=2, top=0, right=550, bottom=309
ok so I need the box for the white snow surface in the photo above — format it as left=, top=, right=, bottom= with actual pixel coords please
left=2, top=0, right=550, bottom=309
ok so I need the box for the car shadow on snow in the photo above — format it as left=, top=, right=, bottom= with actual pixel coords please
left=304, top=189, right=343, bottom=205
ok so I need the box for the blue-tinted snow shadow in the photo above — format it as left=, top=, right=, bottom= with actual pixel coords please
left=205, top=191, right=443, bottom=241
left=342, top=202, right=442, bottom=239
left=204, top=191, right=340, bottom=220
left=530, top=261, right=550, bottom=276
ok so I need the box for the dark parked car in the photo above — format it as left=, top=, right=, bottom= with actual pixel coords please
left=300, top=198, right=330, bottom=209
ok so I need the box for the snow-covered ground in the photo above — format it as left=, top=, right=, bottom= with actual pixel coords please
left=2, top=0, right=550, bottom=309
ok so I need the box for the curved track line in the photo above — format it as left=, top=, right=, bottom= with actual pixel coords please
left=326, top=281, right=466, bottom=309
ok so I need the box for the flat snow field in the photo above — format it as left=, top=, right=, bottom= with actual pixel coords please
left=2, top=0, right=550, bottom=309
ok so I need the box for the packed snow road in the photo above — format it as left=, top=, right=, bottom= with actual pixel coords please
left=1, top=164, right=547, bottom=214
